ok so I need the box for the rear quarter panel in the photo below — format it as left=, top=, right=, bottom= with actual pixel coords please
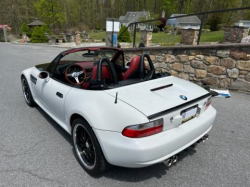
left=64, top=88, right=149, bottom=133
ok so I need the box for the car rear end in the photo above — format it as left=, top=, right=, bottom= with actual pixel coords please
left=95, top=76, right=217, bottom=168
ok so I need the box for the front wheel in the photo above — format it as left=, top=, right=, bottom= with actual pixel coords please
left=72, top=118, right=109, bottom=175
left=21, top=77, right=36, bottom=107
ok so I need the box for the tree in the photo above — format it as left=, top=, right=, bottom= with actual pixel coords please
left=19, top=23, right=31, bottom=37
left=118, top=26, right=132, bottom=42
left=34, top=0, right=66, bottom=33
left=31, top=26, right=48, bottom=43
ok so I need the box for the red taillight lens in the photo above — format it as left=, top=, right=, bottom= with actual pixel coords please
left=205, top=97, right=212, bottom=110
left=122, top=119, right=163, bottom=138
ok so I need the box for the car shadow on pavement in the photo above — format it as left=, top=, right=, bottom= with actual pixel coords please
left=35, top=105, right=198, bottom=181
left=96, top=147, right=197, bottom=181
left=35, top=106, right=73, bottom=146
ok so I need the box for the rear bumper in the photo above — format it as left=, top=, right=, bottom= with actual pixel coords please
left=93, top=106, right=217, bottom=168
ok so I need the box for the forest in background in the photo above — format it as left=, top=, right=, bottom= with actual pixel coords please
left=1, top=0, right=250, bottom=35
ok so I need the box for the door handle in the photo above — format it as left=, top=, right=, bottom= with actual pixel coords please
left=56, top=92, right=63, bottom=98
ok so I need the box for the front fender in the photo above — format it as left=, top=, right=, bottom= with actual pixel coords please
left=65, top=88, right=149, bottom=133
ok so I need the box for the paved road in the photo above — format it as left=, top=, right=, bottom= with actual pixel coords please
left=0, top=43, right=250, bottom=187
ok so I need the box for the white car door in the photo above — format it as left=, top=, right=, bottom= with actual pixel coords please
left=41, top=78, right=72, bottom=122
left=33, top=73, right=72, bottom=122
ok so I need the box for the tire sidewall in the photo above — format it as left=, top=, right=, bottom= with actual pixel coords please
left=72, top=118, right=108, bottom=176
left=21, top=77, right=36, bottom=107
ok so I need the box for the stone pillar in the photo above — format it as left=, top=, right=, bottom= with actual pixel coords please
left=50, top=36, right=56, bottom=45
left=181, top=29, right=199, bottom=45
left=223, top=26, right=249, bottom=43
left=75, top=31, right=82, bottom=46
left=140, top=29, right=152, bottom=47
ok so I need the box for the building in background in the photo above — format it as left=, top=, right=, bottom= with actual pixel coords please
left=167, top=14, right=201, bottom=29
left=28, top=19, right=44, bottom=30
left=119, top=11, right=152, bottom=30
left=235, top=20, right=250, bottom=28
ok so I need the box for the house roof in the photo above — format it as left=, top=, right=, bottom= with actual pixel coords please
left=170, top=14, right=201, bottom=24
left=28, top=19, right=44, bottom=26
left=119, top=11, right=150, bottom=24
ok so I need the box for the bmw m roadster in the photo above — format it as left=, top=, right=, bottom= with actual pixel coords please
left=21, top=47, right=217, bottom=175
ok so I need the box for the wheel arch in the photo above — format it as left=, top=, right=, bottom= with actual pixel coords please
left=70, top=113, right=88, bottom=127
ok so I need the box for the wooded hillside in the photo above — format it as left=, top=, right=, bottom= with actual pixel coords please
left=1, top=0, right=250, bottom=35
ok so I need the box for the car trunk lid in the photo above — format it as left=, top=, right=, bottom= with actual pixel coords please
left=104, top=76, right=209, bottom=118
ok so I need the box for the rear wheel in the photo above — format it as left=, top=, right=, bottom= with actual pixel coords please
left=21, top=77, right=36, bottom=107
left=72, top=118, right=109, bottom=175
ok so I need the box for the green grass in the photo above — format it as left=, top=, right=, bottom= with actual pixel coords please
left=89, top=30, right=224, bottom=45
left=200, top=30, right=224, bottom=43
left=89, top=32, right=106, bottom=40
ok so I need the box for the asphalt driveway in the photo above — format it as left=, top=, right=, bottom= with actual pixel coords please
left=0, top=43, right=250, bottom=187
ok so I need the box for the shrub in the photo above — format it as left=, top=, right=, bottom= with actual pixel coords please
left=118, top=26, right=131, bottom=42
left=31, top=26, right=48, bottom=43
left=41, top=24, right=51, bottom=35
left=176, top=27, right=182, bottom=35
left=102, top=27, right=106, bottom=31
left=95, top=27, right=100, bottom=31
left=19, top=23, right=32, bottom=37
left=209, top=14, right=222, bottom=31
left=153, top=27, right=159, bottom=33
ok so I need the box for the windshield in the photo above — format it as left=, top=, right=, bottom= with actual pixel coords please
left=60, top=49, right=116, bottom=62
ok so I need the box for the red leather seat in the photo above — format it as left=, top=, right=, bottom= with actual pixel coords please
left=82, top=65, right=112, bottom=89
left=123, top=56, right=141, bottom=80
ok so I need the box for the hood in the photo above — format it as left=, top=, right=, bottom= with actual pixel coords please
left=104, top=76, right=208, bottom=117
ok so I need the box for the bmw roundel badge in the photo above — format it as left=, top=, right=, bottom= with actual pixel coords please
left=180, top=95, right=187, bottom=100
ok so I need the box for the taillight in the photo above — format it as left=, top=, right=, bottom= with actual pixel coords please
left=122, top=119, right=163, bottom=138
left=205, top=97, right=212, bottom=110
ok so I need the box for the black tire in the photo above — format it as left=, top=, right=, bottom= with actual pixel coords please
left=72, top=118, right=110, bottom=176
left=21, top=76, right=36, bottom=107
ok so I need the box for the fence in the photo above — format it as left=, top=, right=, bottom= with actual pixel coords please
left=116, top=6, right=250, bottom=47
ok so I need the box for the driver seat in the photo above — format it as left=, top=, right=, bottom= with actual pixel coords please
left=123, top=56, right=141, bottom=80
left=82, top=64, right=112, bottom=89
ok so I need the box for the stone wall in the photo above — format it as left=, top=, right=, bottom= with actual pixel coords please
left=123, top=43, right=250, bottom=92
left=223, top=26, right=249, bottom=43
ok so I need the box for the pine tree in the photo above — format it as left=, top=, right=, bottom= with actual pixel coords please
left=31, top=26, right=48, bottom=43
left=118, top=26, right=132, bottom=42
left=19, top=23, right=32, bottom=37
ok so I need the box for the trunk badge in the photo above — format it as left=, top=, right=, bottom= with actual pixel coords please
left=180, top=95, right=187, bottom=100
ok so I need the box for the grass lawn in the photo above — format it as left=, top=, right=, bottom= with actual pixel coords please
left=89, top=30, right=224, bottom=45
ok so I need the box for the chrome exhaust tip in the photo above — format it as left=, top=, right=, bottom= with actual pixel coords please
left=166, top=158, right=172, bottom=167
left=172, top=155, right=178, bottom=163
left=204, top=134, right=209, bottom=140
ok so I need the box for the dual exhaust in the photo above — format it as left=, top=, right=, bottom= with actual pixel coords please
left=197, top=134, right=209, bottom=143
left=165, top=134, right=209, bottom=167
left=165, top=155, right=178, bottom=167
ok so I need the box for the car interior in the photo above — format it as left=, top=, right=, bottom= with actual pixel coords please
left=51, top=48, right=170, bottom=90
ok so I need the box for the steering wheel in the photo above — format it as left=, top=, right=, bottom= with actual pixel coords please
left=65, top=64, right=86, bottom=85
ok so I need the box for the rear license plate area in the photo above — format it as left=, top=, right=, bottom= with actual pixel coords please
left=181, top=105, right=198, bottom=123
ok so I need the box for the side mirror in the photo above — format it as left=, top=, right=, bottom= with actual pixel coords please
left=38, top=71, right=50, bottom=83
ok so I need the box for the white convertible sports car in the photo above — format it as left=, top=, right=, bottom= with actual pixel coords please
left=21, top=47, right=217, bottom=175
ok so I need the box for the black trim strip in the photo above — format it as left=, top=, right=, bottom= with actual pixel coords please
left=148, top=93, right=211, bottom=120
left=150, top=84, right=173, bottom=91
